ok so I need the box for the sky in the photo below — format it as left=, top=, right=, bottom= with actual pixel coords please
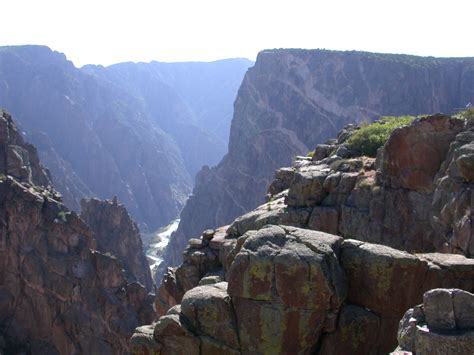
left=0, top=0, right=473, bottom=67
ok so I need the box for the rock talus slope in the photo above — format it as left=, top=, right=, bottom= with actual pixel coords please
left=0, top=110, right=155, bottom=354
left=166, top=49, right=474, bottom=269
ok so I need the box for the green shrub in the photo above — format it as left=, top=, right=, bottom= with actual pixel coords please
left=307, top=150, right=315, bottom=158
left=347, top=115, right=415, bottom=157
left=455, top=108, right=474, bottom=121
left=57, top=211, right=67, bottom=223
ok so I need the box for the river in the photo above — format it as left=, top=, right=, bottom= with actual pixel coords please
left=142, top=219, right=180, bottom=275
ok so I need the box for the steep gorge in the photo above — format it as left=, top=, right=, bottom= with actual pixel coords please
left=139, top=113, right=474, bottom=354
left=0, top=45, right=251, bottom=230
left=165, top=49, right=474, bottom=271
left=0, top=110, right=155, bottom=354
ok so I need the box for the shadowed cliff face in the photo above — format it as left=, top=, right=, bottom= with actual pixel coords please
left=0, top=45, right=251, bottom=230
left=0, top=111, right=155, bottom=354
left=83, top=58, right=252, bottom=180
left=80, top=197, right=154, bottom=291
left=164, top=49, right=474, bottom=270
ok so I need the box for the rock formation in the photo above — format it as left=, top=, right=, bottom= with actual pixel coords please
left=0, top=110, right=155, bottom=354
left=134, top=113, right=474, bottom=354
left=0, top=45, right=251, bottom=230
left=166, top=49, right=474, bottom=271
left=83, top=59, right=252, bottom=179
left=80, top=197, right=154, bottom=291
left=396, top=288, right=474, bottom=354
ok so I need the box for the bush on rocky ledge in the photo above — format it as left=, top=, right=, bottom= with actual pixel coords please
left=347, top=115, right=415, bottom=157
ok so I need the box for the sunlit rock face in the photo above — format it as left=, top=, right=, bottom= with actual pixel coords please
left=164, top=48, right=474, bottom=271
left=140, top=113, right=474, bottom=355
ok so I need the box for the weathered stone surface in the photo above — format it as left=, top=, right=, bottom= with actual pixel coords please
left=431, top=131, right=474, bottom=256
left=379, top=115, right=464, bottom=193
left=415, top=327, right=474, bottom=355
left=341, top=240, right=429, bottom=317
left=1, top=186, right=152, bottom=353
left=267, top=167, right=295, bottom=196
left=200, top=336, right=240, bottom=355
left=130, top=325, right=162, bottom=355
left=227, top=225, right=345, bottom=353
left=286, top=165, right=330, bottom=207
left=320, top=305, right=380, bottom=355
left=397, top=305, right=425, bottom=352
left=341, top=240, right=431, bottom=353
left=181, top=282, right=239, bottom=349
left=153, top=314, right=200, bottom=355
left=423, top=289, right=456, bottom=330
left=453, top=289, right=474, bottom=329
left=308, top=206, right=339, bottom=234
left=155, top=229, right=223, bottom=315
left=198, top=274, right=224, bottom=286
left=397, top=289, right=474, bottom=355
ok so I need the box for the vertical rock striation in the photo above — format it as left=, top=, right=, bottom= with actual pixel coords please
left=0, top=110, right=155, bottom=354
left=80, top=197, right=154, bottom=291
left=166, top=49, right=474, bottom=271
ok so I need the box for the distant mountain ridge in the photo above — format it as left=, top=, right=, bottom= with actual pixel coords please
left=0, top=45, right=252, bottom=230
left=163, top=48, right=474, bottom=270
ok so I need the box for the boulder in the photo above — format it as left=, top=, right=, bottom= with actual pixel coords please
left=378, top=114, right=464, bottom=193
left=227, top=225, right=346, bottom=353
left=153, top=314, right=200, bottom=355
left=423, top=289, right=456, bottom=330
left=397, top=288, right=474, bottom=355
left=286, top=165, right=331, bottom=207
left=180, top=282, right=239, bottom=349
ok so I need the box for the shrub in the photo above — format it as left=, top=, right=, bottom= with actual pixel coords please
left=455, top=108, right=474, bottom=121
left=347, top=115, right=415, bottom=157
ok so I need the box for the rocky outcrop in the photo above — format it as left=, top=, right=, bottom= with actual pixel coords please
left=0, top=111, right=155, bottom=354
left=0, top=109, right=51, bottom=187
left=396, top=288, right=474, bottom=354
left=0, top=45, right=251, bottom=230
left=136, top=113, right=474, bottom=354
left=80, top=197, right=154, bottom=291
left=84, top=59, right=252, bottom=180
left=224, top=114, right=473, bottom=255
left=166, top=49, right=474, bottom=271
left=134, top=225, right=474, bottom=355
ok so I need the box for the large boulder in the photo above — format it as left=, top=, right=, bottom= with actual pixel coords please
left=378, top=114, right=464, bottom=193
left=180, top=283, right=239, bottom=350
left=227, top=225, right=346, bottom=353
left=396, top=288, right=474, bottom=355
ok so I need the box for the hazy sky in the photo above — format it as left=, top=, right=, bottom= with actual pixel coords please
left=1, top=0, right=472, bottom=67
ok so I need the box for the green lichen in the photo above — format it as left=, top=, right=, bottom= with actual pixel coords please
left=367, top=261, right=391, bottom=292
left=340, top=321, right=367, bottom=350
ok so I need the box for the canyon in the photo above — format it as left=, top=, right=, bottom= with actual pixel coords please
left=164, top=49, right=474, bottom=274
left=0, top=45, right=251, bottom=231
